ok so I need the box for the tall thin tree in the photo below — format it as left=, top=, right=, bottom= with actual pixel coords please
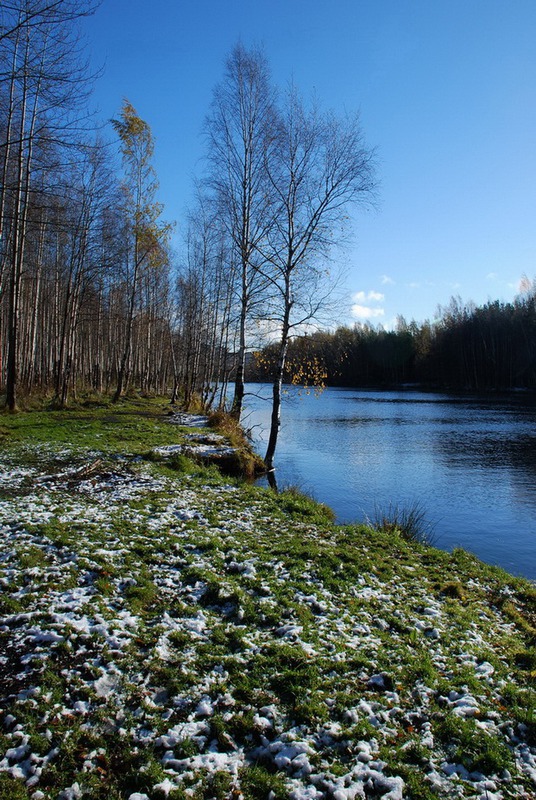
left=261, top=88, right=377, bottom=472
left=204, top=43, right=276, bottom=420
left=111, top=99, right=171, bottom=402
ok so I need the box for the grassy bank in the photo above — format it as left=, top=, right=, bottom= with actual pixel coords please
left=0, top=399, right=535, bottom=799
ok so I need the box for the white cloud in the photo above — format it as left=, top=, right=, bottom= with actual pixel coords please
left=351, top=304, right=385, bottom=319
left=350, top=288, right=385, bottom=321
left=381, top=275, right=394, bottom=285
left=352, top=290, right=385, bottom=303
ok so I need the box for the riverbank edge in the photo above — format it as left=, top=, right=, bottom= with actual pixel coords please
left=0, top=397, right=535, bottom=799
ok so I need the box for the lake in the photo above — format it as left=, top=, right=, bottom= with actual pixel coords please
left=243, top=384, right=536, bottom=581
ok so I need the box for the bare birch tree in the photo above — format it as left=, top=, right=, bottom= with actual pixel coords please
left=53, top=142, right=114, bottom=406
left=111, top=99, right=171, bottom=402
left=204, top=43, right=276, bottom=420
left=0, top=0, right=98, bottom=410
left=261, top=88, right=377, bottom=472
left=176, top=193, right=236, bottom=410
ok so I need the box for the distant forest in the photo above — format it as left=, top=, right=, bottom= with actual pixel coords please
left=251, top=291, right=536, bottom=392
left=1, top=4, right=534, bottom=420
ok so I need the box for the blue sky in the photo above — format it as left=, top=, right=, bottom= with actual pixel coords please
left=85, top=0, right=536, bottom=328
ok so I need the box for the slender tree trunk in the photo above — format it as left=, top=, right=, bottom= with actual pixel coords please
left=264, top=288, right=292, bottom=472
left=5, top=116, right=30, bottom=410
left=25, top=223, right=44, bottom=392
left=5, top=23, right=44, bottom=409
left=231, top=275, right=248, bottom=419
left=113, top=254, right=138, bottom=402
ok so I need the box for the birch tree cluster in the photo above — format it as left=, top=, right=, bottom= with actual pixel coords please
left=200, top=44, right=376, bottom=466
left=0, top=2, right=377, bottom=467
left=0, top=2, right=184, bottom=410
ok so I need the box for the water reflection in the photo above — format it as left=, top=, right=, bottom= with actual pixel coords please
left=246, top=385, right=536, bottom=580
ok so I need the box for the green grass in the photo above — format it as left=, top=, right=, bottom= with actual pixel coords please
left=277, top=485, right=336, bottom=526
left=1, top=396, right=180, bottom=454
left=367, top=500, right=436, bottom=545
left=238, top=764, right=289, bottom=799
left=433, top=713, right=515, bottom=774
left=1, top=397, right=536, bottom=799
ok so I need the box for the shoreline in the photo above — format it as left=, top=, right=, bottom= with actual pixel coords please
left=0, top=400, right=534, bottom=799
left=244, top=383, right=536, bottom=582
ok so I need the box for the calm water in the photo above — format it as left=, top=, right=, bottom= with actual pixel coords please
left=244, top=384, right=536, bottom=581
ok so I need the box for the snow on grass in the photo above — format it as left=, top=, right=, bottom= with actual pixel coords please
left=153, top=443, right=237, bottom=459
left=0, top=412, right=535, bottom=799
left=166, top=413, right=209, bottom=428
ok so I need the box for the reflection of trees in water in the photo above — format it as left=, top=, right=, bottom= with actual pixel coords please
left=245, top=387, right=536, bottom=577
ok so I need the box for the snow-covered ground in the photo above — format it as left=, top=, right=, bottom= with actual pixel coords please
left=0, top=423, right=535, bottom=799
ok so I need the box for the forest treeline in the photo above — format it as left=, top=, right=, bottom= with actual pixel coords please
left=0, top=2, right=177, bottom=410
left=0, top=4, right=248, bottom=412
left=251, top=291, right=536, bottom=392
